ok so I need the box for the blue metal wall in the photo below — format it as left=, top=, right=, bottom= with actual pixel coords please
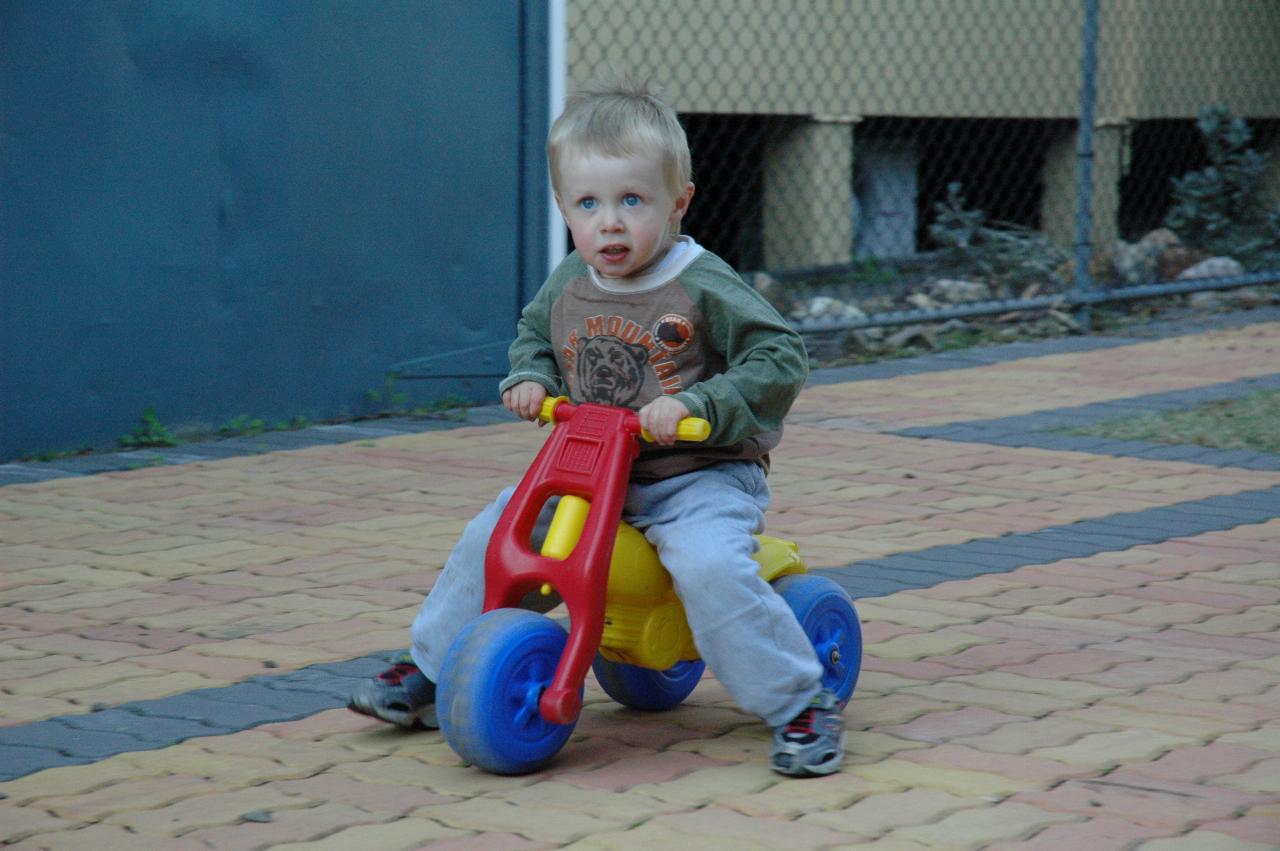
left=1, top=1, right=548, bottom=457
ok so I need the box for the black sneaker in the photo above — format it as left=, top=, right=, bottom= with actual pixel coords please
left=770, top=689, right=846, bottom=777
left=348, top=654, right=438, bottom=730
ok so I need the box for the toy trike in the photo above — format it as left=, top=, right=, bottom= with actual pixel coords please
left=434, top=397, right=862, bottom=775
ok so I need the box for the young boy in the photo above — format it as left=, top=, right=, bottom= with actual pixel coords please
left=349, top=79, right=844, bottom=777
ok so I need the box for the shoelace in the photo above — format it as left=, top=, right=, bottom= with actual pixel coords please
left=378, top=662, right=419, bottom=686
left=784, top=707, right=818, bottom=739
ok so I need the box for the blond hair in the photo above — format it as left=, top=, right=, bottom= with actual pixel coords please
left=547, top=77, right=692, bottom=200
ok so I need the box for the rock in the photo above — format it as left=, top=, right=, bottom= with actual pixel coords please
left=1111, top=239, right=1161, bottom=284
left=1157, top=245, right=1211, bottom=281
left=1138, top=227, right=1182, bottom=250
left=884, top=324, right=938, bottom=351
left=936, top=318, right=971, bottom=335
left=1187, top=291, right=1225, bottom=310
left=845, top=330, right=884, bottom=355
left=930, top=278, right=991, bottom=304
left=791, top=295, right=866, bottom=325
left=1224, top=287, right=1272, bottom=308
left=1176, top=256, right=1245, bottom=280
left=906, top=292, right=940, bottom=311
left=1048, top=308, right=1083, bottom=333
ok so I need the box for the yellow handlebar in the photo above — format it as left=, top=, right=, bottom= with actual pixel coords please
left=536, top=396, right=710, bottom=443
left=537, top=396, right=569, bottom=425
left=641, top=418, right=711, bottom=443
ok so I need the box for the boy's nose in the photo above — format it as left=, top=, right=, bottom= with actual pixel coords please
left=601, top=206, right=624, bottom=231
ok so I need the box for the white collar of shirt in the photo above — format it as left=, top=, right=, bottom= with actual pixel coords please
left=588, top=236, right=704, bottom=294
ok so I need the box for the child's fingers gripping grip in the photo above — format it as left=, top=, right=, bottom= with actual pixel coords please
left=640, top=417, right=710, bottom=444
left=538, top=396, right=571, bottom=425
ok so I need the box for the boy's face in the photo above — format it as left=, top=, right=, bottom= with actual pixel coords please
left=556, top=151, right=694, bottom=279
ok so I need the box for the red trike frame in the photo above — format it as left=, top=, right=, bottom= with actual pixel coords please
left=482, top=400, right=643, bottom=724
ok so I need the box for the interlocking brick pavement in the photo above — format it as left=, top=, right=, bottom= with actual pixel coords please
left=2, top=316, right=1279, bottom=848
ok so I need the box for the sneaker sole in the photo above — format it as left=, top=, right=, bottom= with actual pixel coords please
left=347, top=697, right=439, bottom=731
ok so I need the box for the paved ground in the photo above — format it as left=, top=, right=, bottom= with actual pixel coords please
left=2, top=310, right=1278, bottom=849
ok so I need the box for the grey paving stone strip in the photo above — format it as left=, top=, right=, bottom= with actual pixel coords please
left=4, top=483, right=1278, bottom=782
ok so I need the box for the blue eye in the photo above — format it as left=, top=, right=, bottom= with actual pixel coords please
left=623, top=194, right=641, bottom=207
left=579, top=197, right=597, bottom=211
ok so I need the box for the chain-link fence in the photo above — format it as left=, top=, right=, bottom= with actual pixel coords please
left=566, top=0, right=1280, bottom=338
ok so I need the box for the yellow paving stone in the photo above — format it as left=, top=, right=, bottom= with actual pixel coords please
left=21, top=588, right=158, bottom=614
left=850, top=759, right=1026, bottom=798
left=855, top=600, right=975, bottom=630
left=100, top=785, right=310, bottom=835
left=180, top=802, right=397, bottom=850
left=1106, top=602, right=1226, bottom=627
left=719, top=771, right=893, bottom=818
left=1059, top=704, right=1246, bottom=740
left=337, top=756, right=527, bottom=797
left=896, top=681, right=1066, bottom=716
left=798, top=787, right=982, bottom=837
left=178, top=637, right=336, bottom=666
left=568, top=804, right=858, bottom=850
left=1180, top=610, right=1280, bottom=636
left=73, top=670, right=223, bottom=706
left=949, top=715, right=1117, bottom=754
left=1032, top=728, right=1200, bottom=768
left=0, top=693, right=81, bottom=723
left=410, top=790, right=634, bottom=843
left=4, top=661, right=173, bottom=697
left=25, top=565, right=157, bottom=588
left=0, top=805, right=77, bottom=844
left=627, top=762, right=776, bottom=807
left=945, top=671, right=1128, bottom=703
left=845, top=693, right=959, bottom=731
left=11, top=826, right=208, bottom=850
left=249, top=592, right=380, bottom=619
left=121, top=746, right=301, bottom=786
left=1003, top=610, right=1149, bottom=638
left=865, top=630, right=999, bottom=661
left=1132, top=833, right=1277, bottom=851
left=32, top=774, right=220, bottom=822
left=1216, top=728, right=1280, bottom=752
left=123, top=601, right=264, bottom=630
left=871, top=594, right=1012, bottom=620
left=1213, top=757, right=1280, bottom=794
left=0, top=758, right=164, bottom=806
left=890, top=800, right=1074, bottom=847
left=193, top=731, right=371, bottom=775
left=843, top=731, right=931, bottom=764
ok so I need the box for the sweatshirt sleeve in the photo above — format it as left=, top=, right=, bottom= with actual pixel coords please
left=497, top=254, right=583, bottom=397
left=673, top=259, right=809, bottom=446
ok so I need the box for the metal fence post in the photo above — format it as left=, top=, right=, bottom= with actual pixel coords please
left=1072, top=0, right=1101, bottom=325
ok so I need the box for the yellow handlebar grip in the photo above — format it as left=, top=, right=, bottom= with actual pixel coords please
left=676, top=418, right=711, bottom=442
left=640, top=417, right=711, bottom=443
left=538, top=395, right=570, bottom=424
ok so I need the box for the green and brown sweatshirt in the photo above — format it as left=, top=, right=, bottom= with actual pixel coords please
left=499, top=237, right=808, bottom=481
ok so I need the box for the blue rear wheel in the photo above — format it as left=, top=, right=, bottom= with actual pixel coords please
left=592, top=656, right=705, bottom=711
left=772, top=574, right=862, bottom=704
left=436, top=609, right=580, bottom=775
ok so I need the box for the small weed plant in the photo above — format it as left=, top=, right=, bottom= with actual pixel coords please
left=119, top=408, right=179, bottom=450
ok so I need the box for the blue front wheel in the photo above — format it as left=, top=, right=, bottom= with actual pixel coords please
left=592, top=656, right=705, bottom=711
left=437, top=609, right=580, bottom=775
left=772, top=574, right=862, bottom=704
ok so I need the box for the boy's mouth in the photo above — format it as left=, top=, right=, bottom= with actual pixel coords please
left=600, top=244, right=629, bottom=263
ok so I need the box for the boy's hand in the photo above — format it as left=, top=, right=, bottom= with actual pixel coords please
left=503, top=381, right=547, bottom=423
left=638, top=396, right=691, bottom=446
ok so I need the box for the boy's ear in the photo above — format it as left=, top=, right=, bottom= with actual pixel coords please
left=672, top=182, right=695, bottom=222
left=554, top=193, right=568, bottom=220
